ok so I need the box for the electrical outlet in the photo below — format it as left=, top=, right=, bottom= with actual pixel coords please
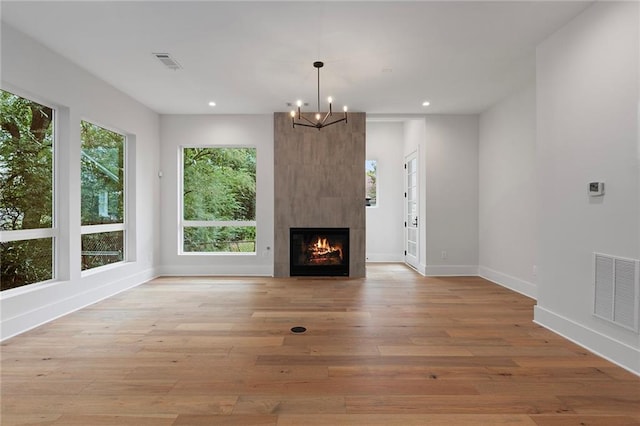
left=441, top=251, right=447, bottom=260
left=532, top=265, right=538, bottom=277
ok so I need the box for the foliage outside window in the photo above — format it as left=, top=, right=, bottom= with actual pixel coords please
left=182, top=147, right=256, bottom=253
left=366, top=160, right=377, bottom=207
left=80, top=121, right=125, bottom=270
left=0, top=90, right=55, bottom=291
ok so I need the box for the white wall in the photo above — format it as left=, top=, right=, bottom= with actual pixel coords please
left=399, top=116, right=479, bottom=276
left=365, top=121, right=404, bottom=262
left=535, top=1, right=640, bottom=374
left=159, top=115, right=274, bottom=275
left=424, top=115, right=479, bottom=276
left=479, top=84, right=537, bottom=298
left=0, top=25, right=161, bottom=339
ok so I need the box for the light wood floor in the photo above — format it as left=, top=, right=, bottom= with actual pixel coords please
left=2, top=264, right=639, bottom=425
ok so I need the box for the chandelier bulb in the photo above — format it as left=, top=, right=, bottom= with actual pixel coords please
left=290, top=110, right=295, bottom=117
left=343, top=106, right=348, bottom=112
left=327, top=96, right=333, bottom=104
left=315, top=113, right=321, bottom=121
left=296, top=100, right=302, bottom=107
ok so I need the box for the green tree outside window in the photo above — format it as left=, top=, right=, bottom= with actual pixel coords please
left=182, top=147, right=256, bottom=253
left=80, top=121, right=125, bottom=270
left=0, top=90, right=54, bottom=290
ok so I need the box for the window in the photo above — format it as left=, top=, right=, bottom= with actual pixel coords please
left=181, top=147, right=256, bottom=253
left=0, top=90, right=55, bottom=291
left=365, top=159, right=377, bottom=207
left=80, top=121, right=125, bottom=270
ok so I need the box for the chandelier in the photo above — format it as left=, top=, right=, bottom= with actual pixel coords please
left=290, top=61, right=348, bottom=130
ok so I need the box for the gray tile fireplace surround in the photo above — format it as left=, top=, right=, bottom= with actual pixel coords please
left=273, top=112, right=366, bottom=278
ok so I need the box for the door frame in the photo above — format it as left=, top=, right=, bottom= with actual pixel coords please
left=404, top=150, right=419, bottom=270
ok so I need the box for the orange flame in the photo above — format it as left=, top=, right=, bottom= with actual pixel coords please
left=311, top=237, right=342, bottom=259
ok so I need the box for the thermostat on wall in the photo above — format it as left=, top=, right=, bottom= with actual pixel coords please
left=588, top=182, right=605, bottom=196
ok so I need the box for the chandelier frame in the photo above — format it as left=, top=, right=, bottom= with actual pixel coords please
left=290, top=61, right=348, bottom=130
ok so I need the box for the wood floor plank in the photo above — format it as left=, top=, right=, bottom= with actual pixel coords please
left=0, top=414, right=62, bottom=425
left=377, top=345, right=473, bottom=356
left=276, top=414, right=538, bottom=425
left=345, top=394, right=571, bottom=414
left=50, top=414, right=177, bottom=425
left=232, top=396, right=346, bottom=414
left=1, top=264, right=638, bottom=426
left=173, top=414, right=277, bottom=425
left=530, top=415, right=640, bottom=426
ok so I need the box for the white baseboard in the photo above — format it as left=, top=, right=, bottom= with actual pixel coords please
left=534, top=305, right=640, bottom=376
left=158, top=264, right=273, bottom=276
left=365, top=253, right=404, bottom=263
left=424, top=264, right=478, bottom=276
left=1, top=267, right=158, bottom=341
left=478, top=266, right=537, bottom=299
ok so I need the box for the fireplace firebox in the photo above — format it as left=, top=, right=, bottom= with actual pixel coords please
left=290, top=228, right=349, bottom=277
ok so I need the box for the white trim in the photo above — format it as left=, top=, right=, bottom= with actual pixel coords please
left=79, top=121, right=128, bottom=271
left=1, top=267, right=158, bottom=341
left=0, top=277, right=59, bottom=299
left=179, top=146, right=258, bottom=255
left=366, top=253, right=404, bottom=263
left=80, top=223, right=125, bottom=235
left=404, top=150, right=420, bottom=270
left=478, top=266, right=537, bottom=299
left=158, top=264, right=273, bottom=276
left=80, top=259, right=127, bottom=277
left=52, top=105, right=61, bottom=282
left=0, top=228, right=55, bottom=243
left=424, top=264, right=478, bottom=276
left=0, top=87, right=58, bottom=287
left=180, top=252, right=256, bottom=257
left=79, top=117, right=128, bottom=140
left=534, top=305, right=640, bottom=376
left=365, top=158, right=378, bottom=208
left=125, top=134, right=137, bottom=263
left=405, top=261, right=426, bottom=276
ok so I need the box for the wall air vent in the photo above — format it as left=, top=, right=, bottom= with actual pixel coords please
left=152, top=53, right=182, bottom=70
left=593, top=253, right=640, bottom=332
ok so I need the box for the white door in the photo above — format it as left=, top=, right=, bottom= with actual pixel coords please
left=405, top=152, right=419, bottom=270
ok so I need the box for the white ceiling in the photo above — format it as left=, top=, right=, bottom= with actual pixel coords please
left=1, top=1, right=592, bottom=115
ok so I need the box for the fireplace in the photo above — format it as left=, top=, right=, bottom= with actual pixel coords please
left=290, top=228, right=349, bottom=277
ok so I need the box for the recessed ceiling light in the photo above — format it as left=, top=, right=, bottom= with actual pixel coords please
left=422, top=101, right=430, bottom=107
left=208, top=101, right=216, bottom=107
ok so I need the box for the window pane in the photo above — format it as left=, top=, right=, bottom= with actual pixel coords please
left=0, top=90, right=54, bottom=231
left=365, top=160, right=377, bottom=207
left=1, top=238, right=53, bottom=291
left=183, top=148, right=256, bottom=221
left=81, top=231, right=124, bottom=270
left=81, top=121, right=124, bottom=225
left=184, top=226, right=256, bottom=253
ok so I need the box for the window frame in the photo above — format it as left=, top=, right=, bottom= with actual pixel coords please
left=365, top=159, right=378, bottom=208
left=179, top=145, right=257, bottom=256
left=79, top=119, right=128, bottom=273
left=0, top=88, right=58, bottom=293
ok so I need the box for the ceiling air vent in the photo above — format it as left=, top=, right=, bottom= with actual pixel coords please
left=152, top=53, right=182, bottom=70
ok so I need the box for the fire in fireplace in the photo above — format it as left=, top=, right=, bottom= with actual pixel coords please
left=290, top=228, right=349, bottom=276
